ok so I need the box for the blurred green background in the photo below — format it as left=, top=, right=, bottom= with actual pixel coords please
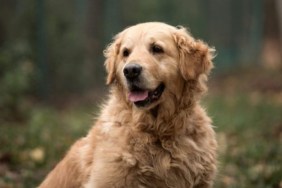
left=0, top=0, right=281, bottom=187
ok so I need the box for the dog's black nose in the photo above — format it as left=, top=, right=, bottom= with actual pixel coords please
left=123, top=63, right=142, bottom=80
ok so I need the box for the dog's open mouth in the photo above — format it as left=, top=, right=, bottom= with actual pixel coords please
left=128, top=83, right=165, bottom=107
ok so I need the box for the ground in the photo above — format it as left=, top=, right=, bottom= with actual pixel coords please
left=0, top=68, right=281, bottom=188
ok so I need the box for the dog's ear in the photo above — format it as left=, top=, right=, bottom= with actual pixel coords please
left=173, top=27, right=215, bottom=80
left=103, top=34, right=122, bottom=85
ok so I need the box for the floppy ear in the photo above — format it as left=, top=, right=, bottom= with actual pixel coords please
left=173, top=27, right=215, bottom=80
left=103, top=34, right=122, bottom=85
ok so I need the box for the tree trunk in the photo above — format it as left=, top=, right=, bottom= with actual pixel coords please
left=262, top=0, right=282, bottom=69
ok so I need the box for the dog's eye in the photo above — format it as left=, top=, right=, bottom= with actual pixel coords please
left=151, top=44, right=164, bottom=54
left=122, top=48, right=130, bottom=57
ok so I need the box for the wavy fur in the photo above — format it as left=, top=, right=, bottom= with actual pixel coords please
left=40, top=22, right=217, bottom=188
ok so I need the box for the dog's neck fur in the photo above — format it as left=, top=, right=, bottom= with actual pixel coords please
left=149, top=105, right=159, bottom=118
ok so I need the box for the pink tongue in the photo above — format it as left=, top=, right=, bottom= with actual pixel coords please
left=128, top=91, right=149, bottom=102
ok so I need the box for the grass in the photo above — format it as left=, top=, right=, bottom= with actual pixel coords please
left=205, top=94, right=282, bottom=188
left=0, top=70, right=281, bottom=187
left=0, top=104, right=94, bottom=187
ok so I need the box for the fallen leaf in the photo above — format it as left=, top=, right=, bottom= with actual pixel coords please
left=29, top=147, right=45, bottom=163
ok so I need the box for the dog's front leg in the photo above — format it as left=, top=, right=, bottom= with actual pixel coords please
left=39, top=138, right=92, bottom=188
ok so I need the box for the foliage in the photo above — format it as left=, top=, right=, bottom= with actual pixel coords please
left=0, top=43, right=34, bottom=122
left=44, top=0, right=90, bottom=94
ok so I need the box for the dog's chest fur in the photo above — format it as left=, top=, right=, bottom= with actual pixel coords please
left=85, top=107, right=216, bottom=188
left=129, top=133, right=197, bottom=187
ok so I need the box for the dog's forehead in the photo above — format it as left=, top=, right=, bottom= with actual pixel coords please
left=121, top=23, right=176, bottom=44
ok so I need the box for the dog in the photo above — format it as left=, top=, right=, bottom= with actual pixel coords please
left=39, top=22, right=217, bottom=188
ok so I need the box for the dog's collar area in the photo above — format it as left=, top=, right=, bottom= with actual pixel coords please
left=133, top=83, right=165, bottom=107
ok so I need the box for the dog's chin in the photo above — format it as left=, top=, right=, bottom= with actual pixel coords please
left=127, top=83, right=165, bottom=108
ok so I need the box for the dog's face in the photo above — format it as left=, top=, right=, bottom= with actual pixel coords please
left=104, top=22, right=214, bottom=109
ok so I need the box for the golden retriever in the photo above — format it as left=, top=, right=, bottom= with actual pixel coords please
left=39, top=22, right=217, bottom=188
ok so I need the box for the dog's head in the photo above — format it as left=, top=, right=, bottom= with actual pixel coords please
left=104, top=22, right=214, bottom=109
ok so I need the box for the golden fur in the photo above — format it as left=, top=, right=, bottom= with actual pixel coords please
left=39, top=22, right=217, bottom=188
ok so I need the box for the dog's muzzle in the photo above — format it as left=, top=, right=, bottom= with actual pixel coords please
left=123, top=63, right=165, bottom=107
